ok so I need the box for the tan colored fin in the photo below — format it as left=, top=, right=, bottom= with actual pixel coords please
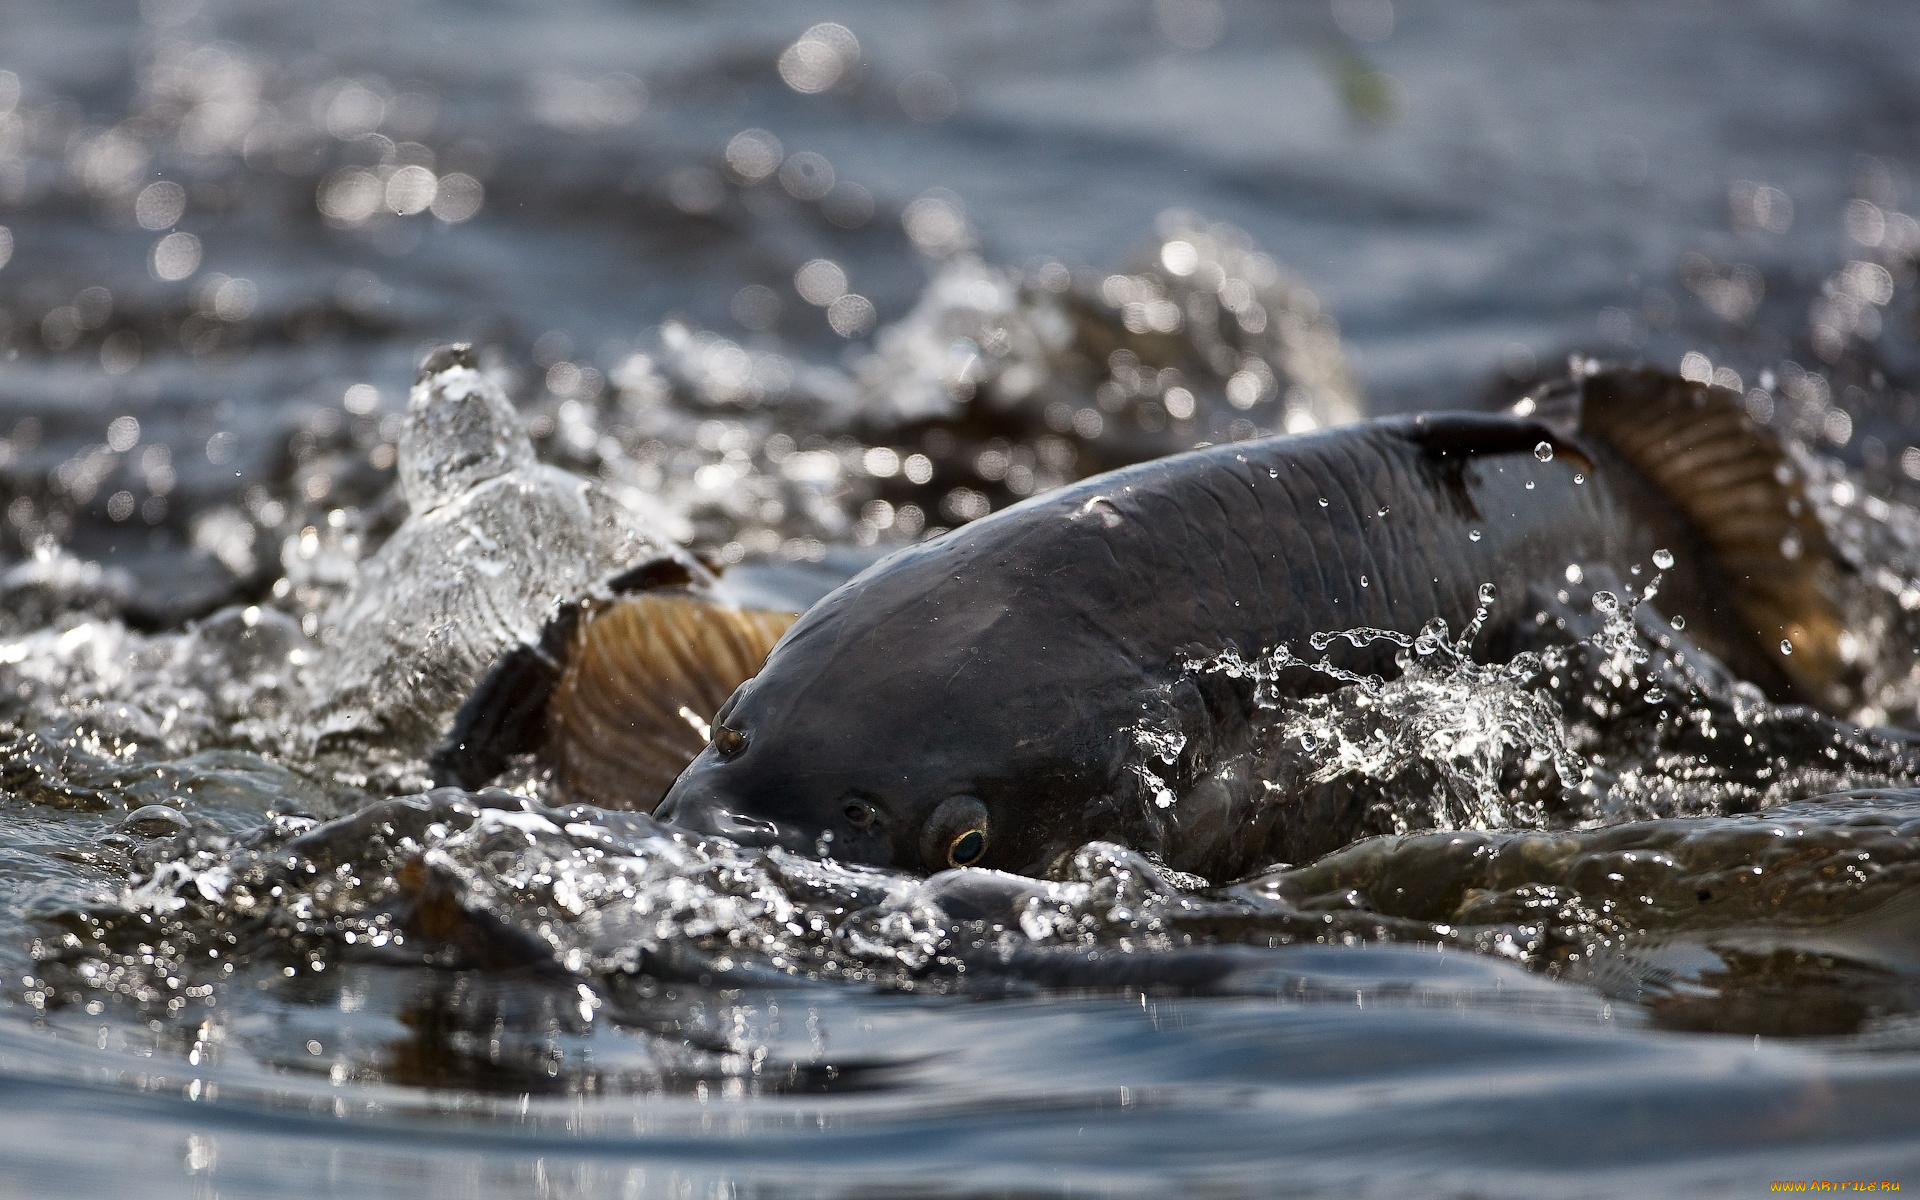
left=544, top=593, right=796, bottom=811
left=1559, top=367, right=1847, bottom=704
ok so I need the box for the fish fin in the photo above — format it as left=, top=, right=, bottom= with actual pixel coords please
left=599, top=552, right=720, bottom=598
left=1403, top=410, right=1595, bottom=475
left=1399, top=411, right=1597, bottom=522
left=430, top=610, right=577, bottom=790
left=428, top=550, right=733, bottom=793
left=1555, top=366, right=1847, bottom=704
left=546, top=593, right=797, bottom=811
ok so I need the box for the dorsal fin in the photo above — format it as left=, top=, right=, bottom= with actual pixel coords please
left=1400, top=410, right=1598, bottom=520
left=545, top=594, right=796, bottom=811
left=1532, top=366, right=1848, bottom=705
left=1404, top=410, right=1595, bottom=473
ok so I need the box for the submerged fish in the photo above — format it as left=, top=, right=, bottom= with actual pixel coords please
left=456, top=368, right=1855, bottom=880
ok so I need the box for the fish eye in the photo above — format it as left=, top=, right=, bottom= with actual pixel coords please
left=947, top=829, right=987, bottom=867
left=711, top=724, right=747, bottom=759
left=921, top=794, right=991, bottom=872
left=843, top=799, right=878, bottom=830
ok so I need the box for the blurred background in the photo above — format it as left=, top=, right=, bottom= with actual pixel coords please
left=0, top=0, right=1916, bottom=618
left=6, top=7, right=1920, bottom=1195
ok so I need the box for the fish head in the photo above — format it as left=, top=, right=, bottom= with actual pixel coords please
left=654, top=583, right=1120, bottom=876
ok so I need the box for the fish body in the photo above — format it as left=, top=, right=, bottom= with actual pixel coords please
left=650, top=369, right=1846, bottom=878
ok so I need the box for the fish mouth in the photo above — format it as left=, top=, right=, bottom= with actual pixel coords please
left=654, top=783, right=814, bottom=853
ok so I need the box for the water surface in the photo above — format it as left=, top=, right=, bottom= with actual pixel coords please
left=5, top=1, right=1920, bottom=1196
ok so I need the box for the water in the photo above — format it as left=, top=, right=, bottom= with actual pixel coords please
left=5, top=0, right=1920, bottom=1195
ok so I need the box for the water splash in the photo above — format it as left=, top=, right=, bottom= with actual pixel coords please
left=1174, top=585, right=1584, bottom=833
left=309, top=352, right=672, bottom=771
left=1168, top=562, right=1920, bottom=840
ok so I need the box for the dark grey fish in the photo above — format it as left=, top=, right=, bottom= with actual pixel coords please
left=642, top=367, right=1852, bottom=879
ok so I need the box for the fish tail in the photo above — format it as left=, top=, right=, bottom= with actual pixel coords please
left=431, top=557, right=796, bottom=809
left=1529, top=365, right=1849, bottom=707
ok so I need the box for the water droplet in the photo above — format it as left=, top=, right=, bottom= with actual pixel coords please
left=1318, top=497, right=1329, bottom=507
left=1593, top=590, right=1620, bottom=616
left=1360, top=575, right=1369, bottom=588
left=1534, top=441, right=1553, bottom=462
left=1670, top=614, right=1686, bottom=630
left=1573, top=473, right=1584, bottom=484
left=1565, top=563, right=1584, bottom=584
left=1652, top=548, right=1674, bottom=570
left=1524, top=479, right=1536, bottom=490
left=1478, top=583, right=1498, bottom=605
left=1468, top=529, right=1482, bottom=542
left=1376, top=506, right=1389, bottom=517
left=1269, top=468, right=1278, bottom=478
left=1780, top=639, right=1794, bottom=655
